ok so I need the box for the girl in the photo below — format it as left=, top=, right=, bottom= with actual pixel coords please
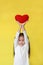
left=13, top=24, right=30, bottom=65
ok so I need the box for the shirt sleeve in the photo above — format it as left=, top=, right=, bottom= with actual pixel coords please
left=14, top=30, right=20, bottom=49
left=23, top=30, right=29, bottom=51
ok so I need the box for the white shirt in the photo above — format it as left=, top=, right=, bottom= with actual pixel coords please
left=13, top=30, right=29, bottom=65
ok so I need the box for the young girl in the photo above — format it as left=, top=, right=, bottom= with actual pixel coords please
left=13, top=24, right=30, bottom=65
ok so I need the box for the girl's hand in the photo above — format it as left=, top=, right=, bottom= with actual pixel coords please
left=18, top=22, right=25, bottom=31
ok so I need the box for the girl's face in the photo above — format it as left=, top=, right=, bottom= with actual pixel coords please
left=18, top=36, right=25, bottom=46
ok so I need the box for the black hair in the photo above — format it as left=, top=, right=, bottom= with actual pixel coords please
left=19, top=33, right=24, bottom=38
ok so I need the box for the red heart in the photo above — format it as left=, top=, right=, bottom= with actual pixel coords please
left=15, top=15, right=29, bottom=24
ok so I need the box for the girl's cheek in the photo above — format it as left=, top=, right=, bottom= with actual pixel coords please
left=18, top=41, right=21, bottom=44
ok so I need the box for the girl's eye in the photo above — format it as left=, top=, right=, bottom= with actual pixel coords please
left=19, top=39, right=21, bottom=41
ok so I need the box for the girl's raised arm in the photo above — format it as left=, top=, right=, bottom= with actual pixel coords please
left=21, top=25, right=30, bottom=51
left=14, top=30, right=20, bottom=49
left=14, top=24, right=21, bottom=49
left=14, top=24, right=22, bottom=48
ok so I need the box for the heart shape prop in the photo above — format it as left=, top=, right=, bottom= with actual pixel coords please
left=15, top=15, right=29, bottom=24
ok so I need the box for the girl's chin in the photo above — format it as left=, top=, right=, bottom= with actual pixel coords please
left=19, top=44, right=24, bottom=47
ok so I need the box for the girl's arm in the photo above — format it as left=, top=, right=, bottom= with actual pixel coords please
left=21, top=25, right=29, bottom=51
left=14, top=30, right=20, bottom=48
left=21, top=25, right=29, bottom=44
left=23, top=29, right=30, bottom=57
left=13, top=30, right=20, bottom=56
left=14, top=26, right=21, bottom=49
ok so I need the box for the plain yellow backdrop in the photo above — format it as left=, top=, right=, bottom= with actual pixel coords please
left=0, top=0, right=43, bottom=65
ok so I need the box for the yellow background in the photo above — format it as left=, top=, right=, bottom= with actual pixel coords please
left=0, top=0, right=43, bottom=65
